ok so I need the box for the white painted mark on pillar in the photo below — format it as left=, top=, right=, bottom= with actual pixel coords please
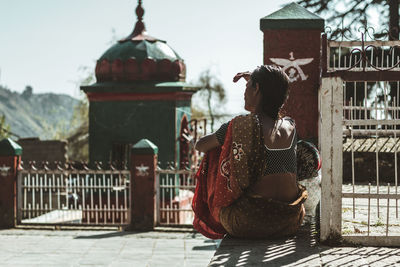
left=270, top=52, right=314, bottom=82
left=135, top=164, right=149, bottom=176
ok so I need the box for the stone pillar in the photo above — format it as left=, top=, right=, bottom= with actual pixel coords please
left=260, top=2, right=324, bottom=143
left=130, top=139, right=158, bottom=230
left=0, top=138, right=22, bottom=228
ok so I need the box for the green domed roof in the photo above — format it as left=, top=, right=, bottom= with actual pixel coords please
left=99, top=39, right=182, bottom=62
left=94, top=1, right=187, bottom=83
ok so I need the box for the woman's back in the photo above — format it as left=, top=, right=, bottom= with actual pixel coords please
left=248, top=117, right=298, bottom=202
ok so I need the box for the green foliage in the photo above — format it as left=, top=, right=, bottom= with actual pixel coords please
left=191, top=106, right=206, bottom=120
left=297, top=0, right=399, bottom=40
left=62, top=66, right=93, bottom=162
left=193, top=69, right=227, bottom=132
left=0, top=115, right=11, bottom=139
left=66, top=94, right=89, bottom=162
left=372, top=219, right=385, bottom=227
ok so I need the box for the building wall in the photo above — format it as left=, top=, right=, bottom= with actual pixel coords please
left=89, top=100, right=177, bottom=167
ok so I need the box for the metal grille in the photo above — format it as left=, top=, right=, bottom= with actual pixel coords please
left=342, top=80, right=400, bottom=238
left=328, top=40, right=400, bottom=72
left=321, top=35, right=400, bottom=245
left=156, top=166, right=196, bottom=226
left=17, top=163, right=130, bottom=226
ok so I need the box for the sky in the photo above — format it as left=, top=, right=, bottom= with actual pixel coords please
left=1, top=0, right=302, bottom=116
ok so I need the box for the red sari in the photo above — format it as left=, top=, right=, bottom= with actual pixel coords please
left=192, top=114, right=265, bottom=239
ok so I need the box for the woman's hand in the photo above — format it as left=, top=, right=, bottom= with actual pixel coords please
left=233, top=71, right=251, bottom=83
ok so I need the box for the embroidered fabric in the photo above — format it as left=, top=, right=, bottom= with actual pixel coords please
left=215, top=117, right=297, bottom=175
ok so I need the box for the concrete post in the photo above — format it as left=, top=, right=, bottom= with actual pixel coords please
left=130, top=139, right=158, bottom=230
left=260, top=2, right=325, bottom=143
left=0, top=138, right=22, bottom=228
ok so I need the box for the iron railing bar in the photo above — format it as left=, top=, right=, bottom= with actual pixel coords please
left=159, top=208, right=193, bottom=212
left=342, top=193, right=400, bottom=199
left=386, top=183, right=390, bottom=236
left=395, top=99, right=399, bottom=218
left=343, top=130, right=400, bottom=136
left=156, top=170, right=194, bottom=175
left=375, top=96, right=380, bottom=218
left=368, top=183, right=371, bottom=236
left=159, top=185, right=196, bottom=189
left=350, top=97, right=356, bottom=219
left=343, top=119, right=400, bottom=126
left=18, top=170, right=130, bottom=175
left=329, top=40, right=400, bottom=47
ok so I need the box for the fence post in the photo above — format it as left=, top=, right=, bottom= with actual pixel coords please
left=320, top=77, right=343, bottom=242
left=130, top=139, right=158, bottom=230
left=0, top=138, right=22, bottom=228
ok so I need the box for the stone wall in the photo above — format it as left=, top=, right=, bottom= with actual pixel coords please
left=17, top=138, right=68, bottom=167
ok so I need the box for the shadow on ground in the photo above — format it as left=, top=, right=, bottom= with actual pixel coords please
left=74, top=231, right=135, bottom=239
left=208, top=222, right=325, bottom=266
left=73, top=227, right=199, bottom=240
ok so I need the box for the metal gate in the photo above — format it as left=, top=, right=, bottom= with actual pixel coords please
left=155, top=165, right=196, bottom=226
left=320, top=31, right=400, bottom=245
left=17, top=162, right=130, bottom=226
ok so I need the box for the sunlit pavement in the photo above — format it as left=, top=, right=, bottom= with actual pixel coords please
left=2, top=226, right=400, bottom=267
left=209, top=223, right=400, bottom=267
left=0, top=229, right=219, bottom=267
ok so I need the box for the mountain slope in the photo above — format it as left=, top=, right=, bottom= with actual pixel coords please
left=0, top=86, right=79, bottom=139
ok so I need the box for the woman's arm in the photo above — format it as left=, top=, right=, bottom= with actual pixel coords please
left=195, top=122, right=229, bottom=153
left=195, top=133, right=220, bottom=153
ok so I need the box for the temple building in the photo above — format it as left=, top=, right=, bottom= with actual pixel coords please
left=81, top=0, right=198, bottom=168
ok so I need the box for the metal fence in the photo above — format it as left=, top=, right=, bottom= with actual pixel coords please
left=156, top=164, right=196, bottom=226
left=321, top=33, right=400, bottom=245
left=341, top=80, right=400, bottom=237
left=17, top=162, right=130, bottom=226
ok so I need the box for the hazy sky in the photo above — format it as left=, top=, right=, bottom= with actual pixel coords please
left=1, top=0, right=306, bottom=115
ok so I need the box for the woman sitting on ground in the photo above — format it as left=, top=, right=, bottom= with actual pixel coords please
left=192, top=65, right=307, bottom=239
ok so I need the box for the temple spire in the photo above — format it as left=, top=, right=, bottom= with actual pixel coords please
left=133, top=0, right=145, bottom=36
left=120, top=0, right=157, bottom=43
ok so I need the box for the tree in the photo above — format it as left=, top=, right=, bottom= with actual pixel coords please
left=21, top=85, right=33, bottom=99
left=0, top=115, right=11, bottom=139
left=60, top=66, right=93, bottom=162
left=297, top=0, right=399, bottom=40
left=193, top=69, right=227, bottom=132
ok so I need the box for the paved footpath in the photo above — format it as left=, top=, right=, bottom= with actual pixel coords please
left=0, top=229, right=219, bottom=267
left=2, top=227, right=400, bottom=267
left=209, top=224, right=400, bottom=267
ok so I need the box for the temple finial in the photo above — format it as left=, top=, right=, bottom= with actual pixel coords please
left=119, top=0, right=157, bottom=43
left=136, top=0, right=144, bottom=22
left=133, top=0, right=145, bottom=35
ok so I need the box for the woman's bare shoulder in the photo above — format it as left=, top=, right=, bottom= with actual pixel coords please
left=279, top=117, right=295, bottom=133
left=265, top=118, right=295, bottom=148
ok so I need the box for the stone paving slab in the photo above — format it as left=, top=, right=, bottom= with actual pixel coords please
left=2, top=227, right=400, bottom=267
left=342, top=184, right=400, bottom=236
left=208, top=224, right=400, bottom=267
left=0, top=229, right=219, bottom=267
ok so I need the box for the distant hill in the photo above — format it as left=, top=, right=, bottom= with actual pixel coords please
left=0, top=85, right=79, bottom=139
